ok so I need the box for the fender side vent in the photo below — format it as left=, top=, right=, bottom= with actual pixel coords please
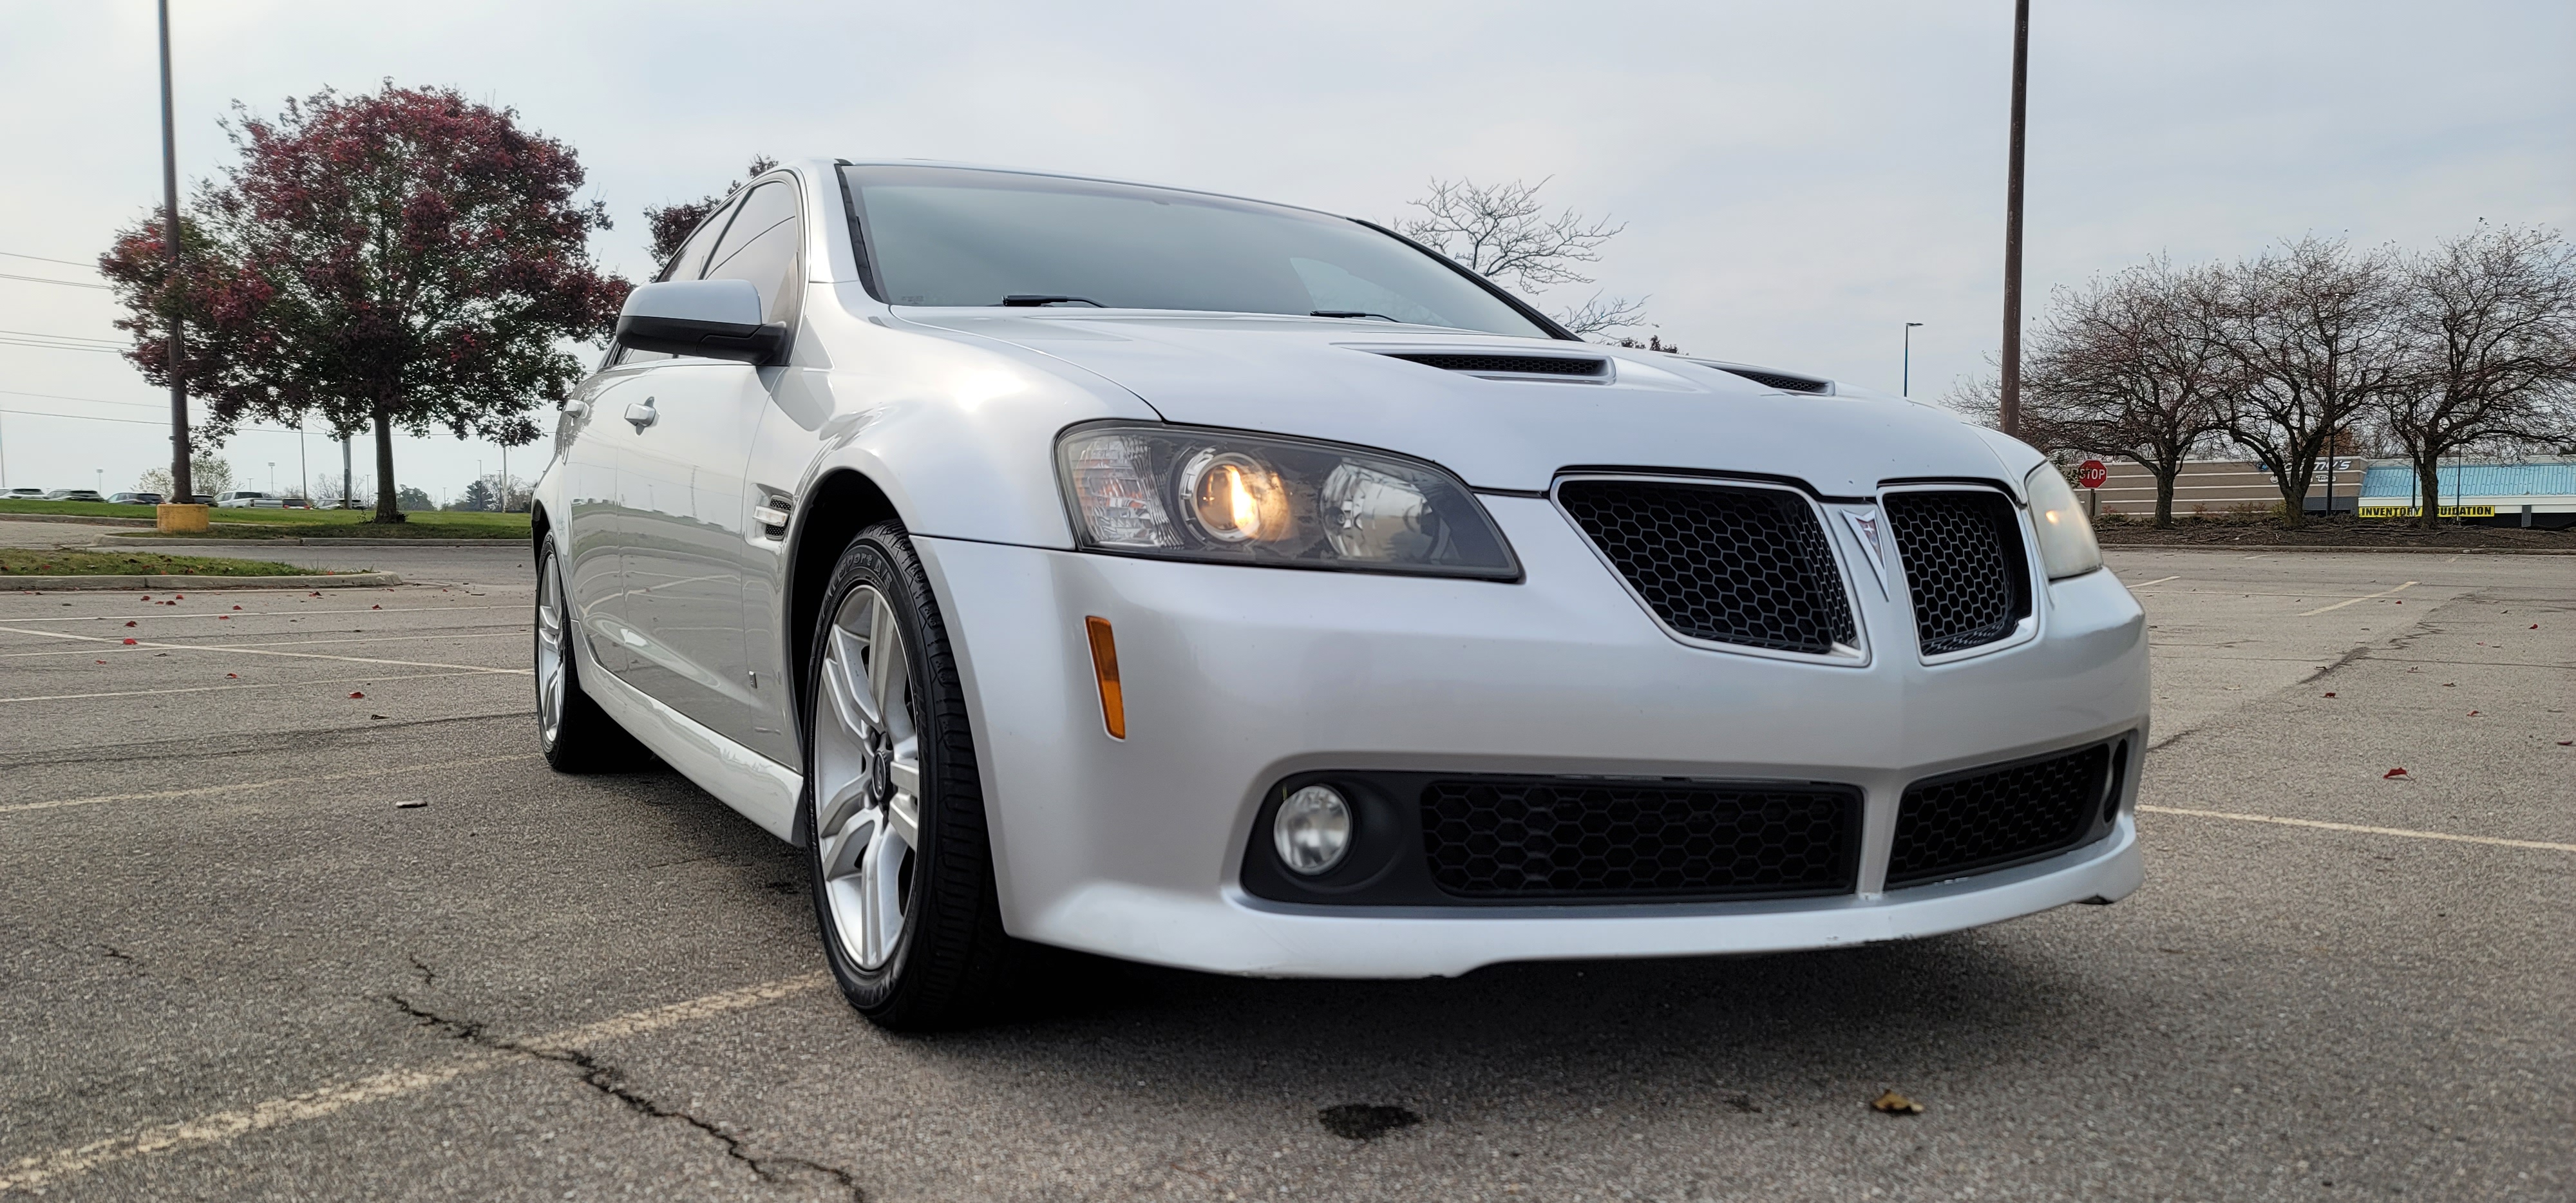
left=1378, top=352, right=1611, bottom=378
left=1712, top=366, right=1832, bottom=393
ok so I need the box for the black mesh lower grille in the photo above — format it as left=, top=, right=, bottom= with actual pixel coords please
left=1886, top=743, right=2117, bottom=887
left=1560, top=480, right=1857, bottom=654
left=1882, top=491, right=2032, bottom=654
left=1420, top=779, right=1859, bottom=899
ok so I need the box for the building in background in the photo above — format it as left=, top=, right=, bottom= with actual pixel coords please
left=2081, top=458, right=2575, bottom=527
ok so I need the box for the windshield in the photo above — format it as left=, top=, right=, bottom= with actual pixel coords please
left=843, top=166, right=1556, bottom=338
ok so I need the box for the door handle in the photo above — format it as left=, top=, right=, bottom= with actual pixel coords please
left=624, top=397, right=658, bottom=432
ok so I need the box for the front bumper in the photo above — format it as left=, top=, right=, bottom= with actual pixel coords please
left=913, top=495, right=2149, bottom=978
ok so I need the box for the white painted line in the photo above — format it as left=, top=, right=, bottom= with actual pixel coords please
left=0, top=669, right=504, bottom=705
left=0, top=624, right=529, bottom=676
left=0, top=973, right=828, bottom=1194
left=0, top=753, right=544, bottom=816
left=2127, top=575, right=2180, bottom=588
left=0, top=630, right=524, bottom=661
left=2139, top=805, right=2576, bottom=853
left=0, top=603, right=520, bottom=625
left=2296, top=580, right=2416, bottom=616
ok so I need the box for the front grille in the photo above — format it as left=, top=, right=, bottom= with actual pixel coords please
left=1421, top=779, right=1859, bottom=899
left=1559, top=480, right=1857, bottom=655
left=1882, top=490, right=2032, bottom=654
left=1379, top=352, right=1609, bottom=377
left=1712, top=366, right=1832, bottom=393
left=1886, top=743, right=2119, bottom=887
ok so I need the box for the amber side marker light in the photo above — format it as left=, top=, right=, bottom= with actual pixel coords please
left=1084, top=616, right=1126, bottom=739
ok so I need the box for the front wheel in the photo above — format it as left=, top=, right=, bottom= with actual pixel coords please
left=805, top=522, right=1014, bottom=1028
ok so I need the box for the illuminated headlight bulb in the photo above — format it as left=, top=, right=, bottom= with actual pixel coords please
left=1182, top=451, right=1291, bottom=543
left=1273, top=784, right=1352, bottom=875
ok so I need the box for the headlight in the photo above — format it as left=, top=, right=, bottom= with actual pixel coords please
left=2024, top=463, right=2102, bottom=579
left=1056, top=423, right=1519, bottom=579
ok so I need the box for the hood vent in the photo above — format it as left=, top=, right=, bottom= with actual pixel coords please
left=1707, top=365, right=1833, bottom=394
left=1376, top=352, right=1612, bottom=379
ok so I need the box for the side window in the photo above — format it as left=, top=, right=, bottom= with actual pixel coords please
left=614, top=196, right=743, bottom=366
left=700, top=180, right=803, bottom=327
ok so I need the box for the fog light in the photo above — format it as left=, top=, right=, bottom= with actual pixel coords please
left=1273, top=784, right=1352, bottom=875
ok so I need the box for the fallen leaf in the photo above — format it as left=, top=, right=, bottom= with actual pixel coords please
left=124, top=621, right=135, bottom=627
left=2383, top=767, right=2409, bottom=779
left=174, top=594, right=183, bottom=600
left=225, top=673, right=238, bottom=679
left=370, top=714, right=387, bottom=720
left=95, top=659, right=106, bottom=664
left=393, top=800, right=427, bottom=810
left=2323, top=692, right=2337, bottom=697
left=370, top=604, right=381, bottom=610
left=231, top=605, right=241, bottom=611
left=1870, top=1090, right=1924, bottom=1115
left=2468, top=710, right=2479, bottom=717
left=2558, top=741, right=2573, bottom=746
left=349, top=691, right=366, bottom=699
left=2533, top=625, right=2542, bottom=630
left=217, top=615, right=230, bottom=620
left=121, top=638, right=137, bottom=645
left=308, top=591, right=321, bottom=598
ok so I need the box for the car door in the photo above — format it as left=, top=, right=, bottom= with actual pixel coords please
left=616, top=178, right=805, bottom=755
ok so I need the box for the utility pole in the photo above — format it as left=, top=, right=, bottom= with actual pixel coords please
left=158, top=0, right=193, bottom=500
left=1997, top=0, right=2031, bottom=439
left=1902, top=322, right=1924, bottom=396
left=342, top=432, right=354, bottom=509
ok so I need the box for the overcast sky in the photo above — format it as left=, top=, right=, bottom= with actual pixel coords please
left=1, top=0, right=2569, bottom=500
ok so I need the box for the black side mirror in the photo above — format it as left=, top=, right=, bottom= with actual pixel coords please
left=614, top=279, right=788, bottom=365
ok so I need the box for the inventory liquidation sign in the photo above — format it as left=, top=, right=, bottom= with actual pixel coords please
left=2357, top=505, right=2497, bottom=518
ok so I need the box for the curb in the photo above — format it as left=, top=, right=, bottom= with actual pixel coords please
left=6, top=572, right=404, bottom=591
left=0, top=513, right=157, bottom=528
left=104, top=536, right=524, bottom=548
left=2104, top=543, right=2576, bottom=555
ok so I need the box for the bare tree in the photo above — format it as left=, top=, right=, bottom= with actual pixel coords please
left=1396, top=177, right=1644, bottom=337
left=2206, top=236, right=2409, bottom=527
left=2377, top=225, right=2576, bottom=526
left=2021, top=260, right=2233, bottom=526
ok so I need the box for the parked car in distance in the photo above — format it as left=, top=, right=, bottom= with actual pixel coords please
left=108, top=491, right=165, bottom=506
left=280, top=497, right=312, bottom=509
left=173, top=495, right=218, bottom=506
left=5, top=488, right=46, bottom=500
left=533, top=158, right=2145, bottom=1031
left=214, top=491, right=271, bottom=507
left=43, top=489, right=106, bottom=502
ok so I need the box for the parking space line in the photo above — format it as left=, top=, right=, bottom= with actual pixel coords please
left=0, top=604, right=520, bottom=625
left=0, top=973, right=828, bottom=1194
left=2296, top=581, right=2417, bottom=616
left=2139, top=804, right=2576, bottom=853
left=0, top=625, right=529, bottom=675
left=0, top=670, right=503, bottom=706
left=2128, top=575, right=2180, bottom=588
left=0, top=630, right=526, bottom=661
left=0, top=753, right=544, bottom=816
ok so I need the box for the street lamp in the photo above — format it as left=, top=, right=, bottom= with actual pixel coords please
left=1902, top=322, right=1925, bottom=397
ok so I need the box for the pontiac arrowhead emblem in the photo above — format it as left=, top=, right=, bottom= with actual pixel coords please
left=1844, top=508, right=1890, bottom=588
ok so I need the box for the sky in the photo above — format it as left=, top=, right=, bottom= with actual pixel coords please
left=0, top=0, right=2569, bottom=500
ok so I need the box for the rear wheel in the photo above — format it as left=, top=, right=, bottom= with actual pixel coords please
left=536, top=542, right=647, bottom=773
left=805, top=522, right=1014, bottom=1028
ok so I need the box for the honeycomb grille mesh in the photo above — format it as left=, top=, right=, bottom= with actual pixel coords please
left=1882, top=491, right=2030, bottom=654
left=1421, top=780, right=1857, bottom=898
left=1382, top=352, right=1609, bottom=377
left=1714, top=366, right=1831, bottom=393
left=1886, top=744, right=2113, bottom=887
left=1559, top=481, right=1857, bottom=654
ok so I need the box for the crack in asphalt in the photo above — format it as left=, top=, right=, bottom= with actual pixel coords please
left=385, top=992, right=864, bottom=1200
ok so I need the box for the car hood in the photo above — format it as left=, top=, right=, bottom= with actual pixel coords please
left=897, top=311, right=2017, bottom=497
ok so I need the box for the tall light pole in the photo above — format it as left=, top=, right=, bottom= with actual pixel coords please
left=1902, top=322, right=1924, bottom=396
left=1998, top=0, right=2031, bottom=438
left=158, top=0, right=193, bottom=501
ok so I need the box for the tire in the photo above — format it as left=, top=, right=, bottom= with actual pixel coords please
left=535, top=541, right=649, bottom=773
left=803, top=522, right=1014, bottom=1028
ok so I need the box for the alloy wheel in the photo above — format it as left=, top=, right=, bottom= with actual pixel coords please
left=813, top=585, right=922, bottom=971
left=535, top=560, right=567, bottom=748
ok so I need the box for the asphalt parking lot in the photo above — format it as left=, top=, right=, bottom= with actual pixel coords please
left=3, top=540, right=2570, bottom=1201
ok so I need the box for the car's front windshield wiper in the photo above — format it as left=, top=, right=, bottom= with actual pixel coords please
left=1311, top=310, right=1401, bottom=322
left=1000, top=294, right=1105, bottom=307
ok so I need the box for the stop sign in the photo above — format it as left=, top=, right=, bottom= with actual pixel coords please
left=2076, top=460, right=2108, bottom=489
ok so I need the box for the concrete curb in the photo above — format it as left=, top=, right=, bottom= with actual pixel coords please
left=2104, top=543, right=2576, bottom=555
left=5, top=572, right=404, bottom=591
left=104, top=536, right=522, bottom=548
left=0, top=513, right=157, bottom=527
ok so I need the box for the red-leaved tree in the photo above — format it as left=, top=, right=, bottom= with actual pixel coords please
left=100, top=82, right=628, bottom=522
